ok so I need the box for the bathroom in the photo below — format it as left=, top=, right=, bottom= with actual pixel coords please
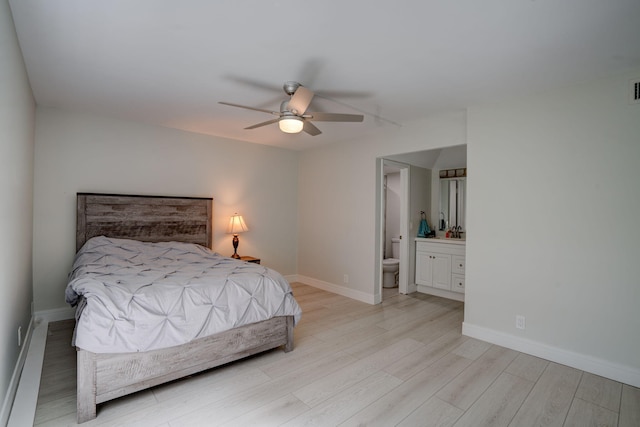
left=379, top=145, right=467, bottom=301
left=382, top=166, right=402, bottom=297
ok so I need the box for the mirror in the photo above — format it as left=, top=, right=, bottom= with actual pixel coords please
left=439, top=178, right=466, bottom=231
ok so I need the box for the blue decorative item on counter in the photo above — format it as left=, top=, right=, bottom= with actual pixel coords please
left=417, top=211, right=431, bottom=237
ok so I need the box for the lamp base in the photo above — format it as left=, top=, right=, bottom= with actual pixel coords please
left=231, top=234, right=240, bottom=259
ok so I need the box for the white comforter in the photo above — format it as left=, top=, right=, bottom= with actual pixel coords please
left=65, top=236, right=302, bottom=353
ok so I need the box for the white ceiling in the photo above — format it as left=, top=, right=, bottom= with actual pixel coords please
left=9, top=0, right=640, bottom=151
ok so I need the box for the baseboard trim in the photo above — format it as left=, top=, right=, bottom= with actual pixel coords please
left=293, top=275, right=376, bottom=304
left=7, top=318, right=48, bottom=427
left=283, top=274, right=297, bottom=284
left=462, top=322, right=640, bottom=388
left=1, top=317, right=35, bottom=427
left=35, top=306, right=75, bottom=323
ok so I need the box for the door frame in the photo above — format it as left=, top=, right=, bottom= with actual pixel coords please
left=375, top=158, right=410, bottom=302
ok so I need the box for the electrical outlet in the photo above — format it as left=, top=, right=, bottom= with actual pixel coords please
left=515, top=315, right=525, bottom=330
left=343, top=274, right=349, bottom=284
left=18, top=326, right=22, bottom=347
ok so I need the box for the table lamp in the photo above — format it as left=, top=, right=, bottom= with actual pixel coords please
left=227, top=213, right=248, bottom=259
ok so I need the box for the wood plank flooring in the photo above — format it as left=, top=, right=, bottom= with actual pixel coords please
left=34, top=283, right=639, bottom=426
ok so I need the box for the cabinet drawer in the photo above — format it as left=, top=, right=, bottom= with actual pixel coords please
left=452, top=255, right=465, bottom=274
left=416, top=241, right=465, bottom=256
left=452, top=274, right=465, bottom=293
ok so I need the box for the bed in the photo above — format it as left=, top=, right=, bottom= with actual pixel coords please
left=67, top=193, right=301, bottom=423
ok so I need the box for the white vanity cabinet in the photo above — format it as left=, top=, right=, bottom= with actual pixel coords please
left=416, top=251, right=451, bottom=289
left=415, top=239, right=466, bottom=301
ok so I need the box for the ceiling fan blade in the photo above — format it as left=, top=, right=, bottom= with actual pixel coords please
left=219, top=102, right=278, bottom=115
left=244, top=118, right=281, bottom=130
left=312, top=96, right=401, bottom=127
left=223, top=75, right=281, bottom=93
left=306, top=112, right=364, bottom=122
left=288, top=86, right=314, bottom=115
left=303, top=121, right=322, bottom=136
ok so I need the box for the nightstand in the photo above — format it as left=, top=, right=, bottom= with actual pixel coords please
left=240, top=256, right=260, bottom=264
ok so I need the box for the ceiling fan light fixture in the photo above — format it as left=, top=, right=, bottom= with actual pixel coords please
left=220, top=81, right=364, bottom=136
left=279, top=116, right=304, bottom=134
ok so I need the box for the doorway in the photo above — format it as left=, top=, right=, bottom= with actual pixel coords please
left=376, top=159, right=410, bottom=301
left=376, top=145, right=468, bottom=303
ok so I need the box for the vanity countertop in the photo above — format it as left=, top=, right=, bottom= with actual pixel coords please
left=415, top=237, right=466, bottom=245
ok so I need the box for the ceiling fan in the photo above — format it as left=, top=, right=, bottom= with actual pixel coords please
left=219, top=81, right=364, bottom=136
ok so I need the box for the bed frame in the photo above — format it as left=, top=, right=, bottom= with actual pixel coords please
left=74, top=193, right=294, bottom=423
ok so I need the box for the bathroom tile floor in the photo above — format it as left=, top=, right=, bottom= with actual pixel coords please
left=382, top=285, right=400, bottom=300
left=35, top=283, right=639, bottom=426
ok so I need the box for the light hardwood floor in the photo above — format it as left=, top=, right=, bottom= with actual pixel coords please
left=35, top=283, right=640, bottom=426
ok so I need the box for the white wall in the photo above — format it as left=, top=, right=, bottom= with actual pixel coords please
left=33, top=108, right=299, bottom=312
left=464, top=69, right=640, bottom=386
left=297, top=112, right=466, bottom=299
left=409, top=166, right=432, bottom=239
left=0, top=0, right=35, bottom=421
left=408, top=165, right=432, bottom=292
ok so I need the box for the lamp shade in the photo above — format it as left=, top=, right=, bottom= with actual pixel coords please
left=279, top=117, right=304, bottom=133
left=227, top=214, right=248, bottom=234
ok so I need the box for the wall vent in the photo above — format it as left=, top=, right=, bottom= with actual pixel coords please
left=630, top=78, right=640, bottom=105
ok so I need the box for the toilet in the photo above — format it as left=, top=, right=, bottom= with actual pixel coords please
left=382, top=237, right=400, bottom=288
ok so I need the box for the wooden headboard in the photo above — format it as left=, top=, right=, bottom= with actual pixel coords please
left=76, top=193, right=213, bottom=251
